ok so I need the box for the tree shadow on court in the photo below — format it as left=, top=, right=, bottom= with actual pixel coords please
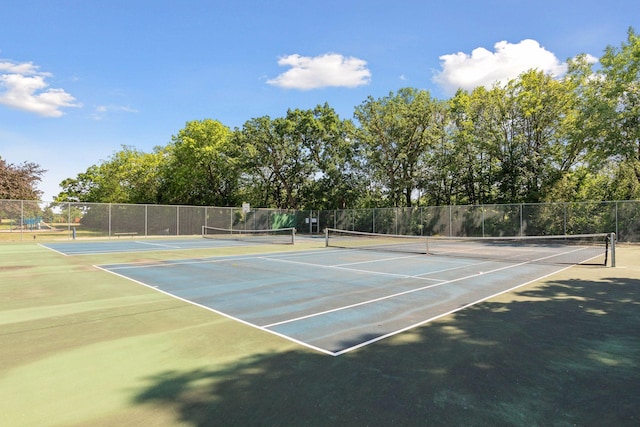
left=133, top=276, right=640, bottom=426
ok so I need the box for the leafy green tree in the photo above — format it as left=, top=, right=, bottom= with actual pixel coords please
left=124, top=148, right=165, bottom=203
left=56, top=165, right=102, bottom=202
left=56, top=146, right=163, bottom=203
left=509, top=70, right=579, bottom=201
left=354, top=88, right=444, bottom=207
left=234, top=114, right=316, bottom=209
left=452, top=71, right=579, bottom=204
left=414, top=99, right=454, bottom=205
left=159, top=119, right=239, bottom=206
left=592, top=28, right=640, bottom=197
left=557, top=29, right=640, bottom=201
left=286, top=104, right=364, bottom=209
left=448, top=88, right=500, bottom=204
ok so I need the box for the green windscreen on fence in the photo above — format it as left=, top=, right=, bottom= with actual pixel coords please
left=271, top=213, right=296, bottom=229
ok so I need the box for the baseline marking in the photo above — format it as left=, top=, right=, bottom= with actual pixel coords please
left=94, top=263, right=336, bottom=356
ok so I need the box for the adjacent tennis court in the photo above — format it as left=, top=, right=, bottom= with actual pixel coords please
left=96, top=230, right=615, bottom=355
left=41, top=226, right=297, bottom=255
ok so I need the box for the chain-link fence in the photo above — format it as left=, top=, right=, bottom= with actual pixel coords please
left=0, top=200, right=297, bottom=241
left=1, top=200, right=639, bottom=242
left=317, top=201, right=640, bottom=242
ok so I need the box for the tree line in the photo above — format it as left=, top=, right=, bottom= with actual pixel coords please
left=47, top=29, right=639, bottom=209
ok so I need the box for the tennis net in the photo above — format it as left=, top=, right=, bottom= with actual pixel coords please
left=325, top=228, right=615, bottom=266
left=202, top=226, right=296, bottom=245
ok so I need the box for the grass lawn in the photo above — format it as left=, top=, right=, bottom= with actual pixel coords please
left=1, top=240, right=639, bottom=426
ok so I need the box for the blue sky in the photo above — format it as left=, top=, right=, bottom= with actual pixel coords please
left=1, top=0, right=638, bottom=201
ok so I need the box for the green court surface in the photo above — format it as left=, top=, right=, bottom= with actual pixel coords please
left=1, top=239, right=639, bottom=426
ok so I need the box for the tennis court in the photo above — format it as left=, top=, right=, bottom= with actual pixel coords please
left=97, top=230, right=614, bottom=355
left=2, top=229, right=638, bottom=426
left=41, top=227, right=297, bottom=255
left=41, top=238, right=254, bottom=255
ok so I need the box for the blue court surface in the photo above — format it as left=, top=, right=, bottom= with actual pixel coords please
left=41, top=237, right=267, bottom=255
left=96, top=247, right=580, bottom=356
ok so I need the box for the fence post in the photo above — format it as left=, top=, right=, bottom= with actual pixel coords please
left=519, top=203, right=523, bottom=236
left=615, top=201, right=619, bottom=238
left=373, top=209, right=376, bottom=233
left=395, top=208, right=398, bottom=235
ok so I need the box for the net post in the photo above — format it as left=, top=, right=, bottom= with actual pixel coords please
left=325, top=228, right=329, bottom=247
left=292, top=228, right=296, bottom=245
left=610, top=232, right=616, bottom=268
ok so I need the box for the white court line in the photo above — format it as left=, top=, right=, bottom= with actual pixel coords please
left=333, top=253, right=425, bottom=267
left=260, top=245, right=594, bottom=330
left=38, top=243, right=70, bottom=256
left=332, top=263, right=576, bottom=356
left=261, top=249, right=501, bottom=281
left=41, top=243, right=184, bottom=256
left=41, top=237, right=251, bottom=256
left=262, top=256, right=444, bottom=282
left=97, top=245, right=600, bottom=357
left=133, top=240, right=184, bottom=249
left=103, top=249, right=337, bottom=270
left=312, top=247, right=507, bottom=278
left=48, top=247, right=148, bottom=256
left=105, top=254, right=267, bottom=270
left=94, top=263, right=336, bottom=356
left=415, top=258, right=500, bottom=277
left=261, top=259, right=528, bottom=329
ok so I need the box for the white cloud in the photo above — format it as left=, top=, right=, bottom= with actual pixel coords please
left=433, top=39, right=570, bottom=94
left=0, top=59, right=81, bottom=117
left=583, top=53, right=599, bottom=65
left=0, top=60, right=44, bottom=75
left=91, top=104, right=139, bottom=120
left=267, top=53, right=372, bottom=90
